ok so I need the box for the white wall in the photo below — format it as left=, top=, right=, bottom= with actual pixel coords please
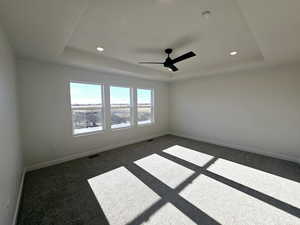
left=170, top=64, right=300, bottom=163
left=17, top=59, right=169, bottom=168
left=0, top=26, right=23, bottom=225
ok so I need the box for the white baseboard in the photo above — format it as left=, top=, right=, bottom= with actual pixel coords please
left=170, top=132, right=300, bottom=164
left=26, top=132, right=168, bottom=171
left=12, top=169, right=26, bottom=225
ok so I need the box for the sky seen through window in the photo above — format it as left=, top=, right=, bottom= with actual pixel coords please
left=71, top=83, right=151, bottom=105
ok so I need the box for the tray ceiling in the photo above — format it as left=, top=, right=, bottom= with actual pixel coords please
left=1, top=0, right=300, bottom=81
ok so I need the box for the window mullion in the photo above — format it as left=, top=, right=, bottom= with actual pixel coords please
left=133, top=88, right=137, bottom=126
left=104, top=84, right=111, bottom=130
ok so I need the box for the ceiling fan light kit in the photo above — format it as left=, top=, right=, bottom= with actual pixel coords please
left=139, top=48, right=196, bottom=72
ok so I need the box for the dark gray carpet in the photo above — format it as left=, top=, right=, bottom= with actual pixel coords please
left=17, top=135, right=300, bottom=225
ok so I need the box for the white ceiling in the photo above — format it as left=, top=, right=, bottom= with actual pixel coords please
left=0, top=0, right=89, bottom=58
left=0, top=0, right=300, bottom=81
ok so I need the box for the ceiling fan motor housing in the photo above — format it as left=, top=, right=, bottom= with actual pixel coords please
left=139, top=48, right=195, bottom=72
left=165, top=48, right=173, bottom=55
left=164, top=56, right=172, bottom=67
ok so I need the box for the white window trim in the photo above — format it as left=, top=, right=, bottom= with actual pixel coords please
left=68, top=82, right=155, bottom=136
left=137, top=88, right=155, bottom=126
left=109, top=85, right=134, bottom=130
left=69, top=81, right=105, bottom=136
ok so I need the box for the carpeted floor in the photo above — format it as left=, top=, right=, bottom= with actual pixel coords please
left=17, top=135, right=300, bottom=225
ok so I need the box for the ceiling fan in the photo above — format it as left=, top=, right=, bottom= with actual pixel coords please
left=139, top=48, right=196, bottom=72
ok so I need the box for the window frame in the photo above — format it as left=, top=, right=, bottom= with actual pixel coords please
left=69, top=81, right=105, bottom=136
left=109, top=85, right=134, bottom=130
left=136, top=88, right=155, bottom=126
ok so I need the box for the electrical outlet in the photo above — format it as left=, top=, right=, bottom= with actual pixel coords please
left=5, top=199, right=10, bottom=209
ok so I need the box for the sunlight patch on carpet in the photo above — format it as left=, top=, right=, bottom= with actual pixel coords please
left=208, top=159, right=300, bottom=208
left=135, top=154, right=194, bottom=189
left=88, top=166, right=196, bottom=225
left=163, top=145, right=214, bottom=167
left=179, top=174, right=300, bottom=225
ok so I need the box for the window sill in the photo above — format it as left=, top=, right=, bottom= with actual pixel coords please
left=72, top=122, right=155, bottom=137
left=73, top=130, right=104, bottom=137
left=110, top=125, right=133, bottom=132
left=137, top=122, right=154, bottom=128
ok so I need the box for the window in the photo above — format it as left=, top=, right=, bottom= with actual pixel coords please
left=137, top=89, right=153, bottom=125
left=70, top=82, right=104, bottom=135
left=110, top=86, right=132, bottom=129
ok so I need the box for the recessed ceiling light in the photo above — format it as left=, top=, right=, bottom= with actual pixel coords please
left=230, top=51, right=238, bottom=56
left=96, top=46, right=104, bottom=52
left=201, top=10, right=211, bottom=19
left=168, top=68, right=172, bottom=72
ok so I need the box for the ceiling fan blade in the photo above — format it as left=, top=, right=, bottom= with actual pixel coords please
left=168, top=64, right=178, bottom=72
left=171, top=51, right=196, bottom=64
left=138, top=62, right=164, bottom=64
